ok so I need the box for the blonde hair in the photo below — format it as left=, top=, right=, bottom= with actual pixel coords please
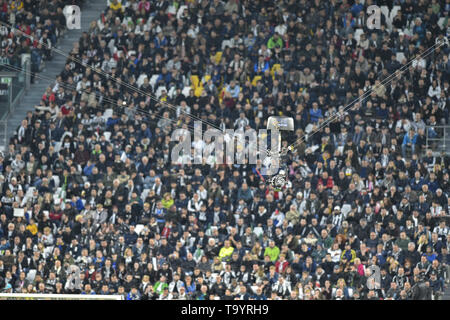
left=418, top=234, right=428, bottom=244
left=124, top=247, right=133, bottom=257
left=337, top=278, right=346, bottom=287
left=389, top=259, right=399, bottom=272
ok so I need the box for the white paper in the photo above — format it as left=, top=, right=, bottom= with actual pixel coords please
left=13, top=208, right=25, bottom=217
left=135, top=224, right=145, bottom=235
left=253, top=227, right=264, bottom=238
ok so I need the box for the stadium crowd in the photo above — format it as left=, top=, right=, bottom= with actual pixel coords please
left=0, top=0, right=82, bottom=77
left=0, top=0, right=450, bottom=300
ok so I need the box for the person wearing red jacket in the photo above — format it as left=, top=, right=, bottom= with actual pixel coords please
left=275, top=253, right=289, bottom=274
left=49, top=203, right=63, bottom=223
left=317, top=171, right=334, bottom=190
left=0, top=0, right=8, bottom=17
left=41, top=86, right=55, bottom=103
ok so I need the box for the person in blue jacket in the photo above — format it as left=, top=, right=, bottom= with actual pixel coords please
left=309, top=103, right=323, bottom=123
left=402, top=129, right=418, bottom=158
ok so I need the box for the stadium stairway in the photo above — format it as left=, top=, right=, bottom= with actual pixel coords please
left=446, top=127, right=450, bottom=155
left=443, top=281, right=450, bottom=300
left=5, top=1, right=106, bottom=141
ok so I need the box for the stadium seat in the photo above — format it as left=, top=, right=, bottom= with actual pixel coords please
left=54, top=141, right=62, bottom=153
left=53, top=176, right=60, bottom=188
left=137, top=73, right=147, bottom=87
left=221, top=40, right=232, bottom=50
left=149, top=74, right=159, bottom=90
left=438, top=17, right=445, bottom=29
left=26, top=270, right=36, bottom=282
left=53, top=189, right=61, bottom=204
left=103, top=108, right=113, bottom=122
left=190, top=75, right=200, bottom=90
left=342, top=204, right=352, bottom=216
left=402, top=28, right=412, bottom=37
left=194, top=85, right=204, bottom=97
left=103, top=131, right=111, bottom=141
left=271, top=64, right=281, bottom=79
left=214, top=51, right=222, bottom=64
left=182, top=86, right=192, bottom=97
left=168, top=86, right=177, bottom=99
left=252, top=75, right=262, bottom=86
left=396, top=52, right=406, bottom=64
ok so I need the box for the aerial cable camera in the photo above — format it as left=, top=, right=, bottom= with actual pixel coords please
left=265, top=116, right=294, bottom=189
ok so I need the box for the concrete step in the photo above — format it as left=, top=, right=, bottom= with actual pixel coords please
left=442, top=282, right=450, bottom=300
left=5, top=1, right=107, bottom=141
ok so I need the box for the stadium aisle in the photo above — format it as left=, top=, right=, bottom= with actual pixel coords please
left=5, top=1, right=106, bottom=140
left=0, top=0, right=448, bottom=301
left=443, top=284, right=450, bottom=300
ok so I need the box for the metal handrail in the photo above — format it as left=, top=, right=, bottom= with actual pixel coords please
left=425, top=125, right=449, bottom=155
left=0, top=56, right=30, bottom=120
left=0, top=120, right=7, bottom=152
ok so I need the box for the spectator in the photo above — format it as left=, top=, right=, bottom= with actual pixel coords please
left=1, top=0, right=449, bottom=301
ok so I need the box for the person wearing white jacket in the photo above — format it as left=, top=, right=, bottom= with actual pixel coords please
left=427, top=79, right=441, bottom=99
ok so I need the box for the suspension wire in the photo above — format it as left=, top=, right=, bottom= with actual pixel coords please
left=5, top=63, right=267, bottom=169
left=0, top=21, right=225, bottom=133
left=2, top=20, right=271, bottom=162
left=4, top=64, right=246, bottom=166
left=10, top=37, right=446, bottom=172
left=3, top=20, right=446, bottom=176
left=2, top=20, right=318, bottom=160
left=3, top=63, right=199, bottom=133
left=286, top=39, right=446, bottom=152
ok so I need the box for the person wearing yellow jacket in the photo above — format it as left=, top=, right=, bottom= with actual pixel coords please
left=109, top=0, right=124, bottom=13
left=218, top=240, right=234, bottom=262
left=25, top=218, right=38, bottom=236
left=340, top=242, right=356, bottom=264
left=10, top=0, right=24, bottom=12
